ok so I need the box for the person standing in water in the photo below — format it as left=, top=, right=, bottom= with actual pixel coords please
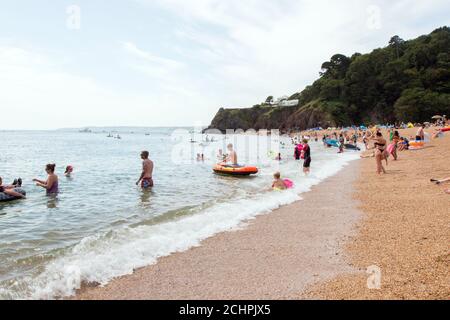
left=226, top=143, right=238, bottom=166
left=416, top=124, right=425, bottom=141
left=136, top=151, right=154, bottom=189
left=301, top=139, right=311, bottom=175
left=33, top=164, right=59, bottom=195
left=0, top=177, right=26, bottom=199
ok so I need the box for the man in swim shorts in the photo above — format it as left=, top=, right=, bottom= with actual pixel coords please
left=136, top=151, right=154, bottom=189
left=416, top=124, right=425, bottom=141
left=226, top=144, right=238, bottom=166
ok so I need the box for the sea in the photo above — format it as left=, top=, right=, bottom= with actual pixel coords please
left=0, top=127, right=360, bottom=299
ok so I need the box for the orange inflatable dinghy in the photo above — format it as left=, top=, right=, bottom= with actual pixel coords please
left=213, top=164, right=258, bottom=176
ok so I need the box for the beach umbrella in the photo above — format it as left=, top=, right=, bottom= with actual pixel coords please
left=431, top=115, right=443, bottom=119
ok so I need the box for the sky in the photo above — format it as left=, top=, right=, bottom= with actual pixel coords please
left=0, top=0, right=449, bottom=130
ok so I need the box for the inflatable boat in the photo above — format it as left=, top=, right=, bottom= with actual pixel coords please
left=0, top=188, right=26, bottom=202
left=409, top=141, right=425, bottom=150
left=213, top=164, right=258, bottom=176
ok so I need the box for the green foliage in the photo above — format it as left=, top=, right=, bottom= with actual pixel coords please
left=295, top=26, right=450, bottom=124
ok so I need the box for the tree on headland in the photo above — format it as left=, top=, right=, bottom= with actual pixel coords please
left=389, top=35, right=405, bottom=59
left=265, top=96, right=274, bottom=105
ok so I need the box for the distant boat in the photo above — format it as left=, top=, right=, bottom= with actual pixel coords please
left=145, top=133, right=150, bottom=136
left=79, top=128, right=92, bottom=133
left=107, top=133, right=113, bottom=138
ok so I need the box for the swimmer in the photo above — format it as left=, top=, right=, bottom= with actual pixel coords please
left=136, top=151, right=154, bottom=189
left=272, top=172, right=287, bottom=190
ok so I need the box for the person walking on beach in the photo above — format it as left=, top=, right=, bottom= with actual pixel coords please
left=372, top=132, right=387, bottom=175
left=301, top=139, right=311, bottom=175
left=416, top=124, right=425, bottom=141
left=136, top=151, right=154, bottom=189
left=33, top=164, right=59, bottom=195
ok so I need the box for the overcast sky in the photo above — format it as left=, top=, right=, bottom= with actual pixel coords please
left=0, top=0, right=449, bottom=130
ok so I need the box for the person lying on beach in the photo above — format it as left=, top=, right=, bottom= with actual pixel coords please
left=430, top=177, right=450, bottom=185
left=0, top=177, right=26, bottom=199
left=272, top=172, right=287, bottom=190
left=33, top=164, right=59, bottom=195
left=136, top=151, right=154, bottom=189
left=416, top=124, right=425, bottom=141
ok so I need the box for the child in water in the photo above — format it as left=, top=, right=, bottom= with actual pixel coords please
left=272, top=172, right=287, bottom=190
left=64, top=165, right=74, bottom=177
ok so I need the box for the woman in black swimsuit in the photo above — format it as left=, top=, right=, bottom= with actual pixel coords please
left=372, top=132, right=387, bottom=174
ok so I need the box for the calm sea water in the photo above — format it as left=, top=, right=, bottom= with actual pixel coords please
left=0, top=128, right=360, bottom=299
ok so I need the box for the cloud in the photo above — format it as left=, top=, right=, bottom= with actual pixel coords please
left=139, top=0, right=450, bottom=105
left=0, top=45, right=209, bottom=129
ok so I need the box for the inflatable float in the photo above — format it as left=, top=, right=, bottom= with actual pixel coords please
left=213, top=164, right=258, bottom=176
left=273, top=179, right=294, bottom=191
left=441, top=127, right=450, bottom=132
left=409, top=141, right=425, bottom=150
left=0, top=188, right=26, bottom=202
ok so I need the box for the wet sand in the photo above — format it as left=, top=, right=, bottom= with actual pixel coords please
left=305, top=128, right=450, bottom=299
left=75, top=162, right=362, bottom=300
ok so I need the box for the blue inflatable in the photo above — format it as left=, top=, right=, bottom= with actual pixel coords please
left=325, top=139, right=340, bottom=148
left=0, top=188, right=26, bottom=202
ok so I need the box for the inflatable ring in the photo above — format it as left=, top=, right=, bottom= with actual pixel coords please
left=0, top=188, right=26, bottom=202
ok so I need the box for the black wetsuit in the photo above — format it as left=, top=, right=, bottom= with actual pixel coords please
left=303, top=145, right=311, bottom=168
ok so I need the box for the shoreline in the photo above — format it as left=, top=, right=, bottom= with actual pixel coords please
left=75, top=161, right=363, bottom=300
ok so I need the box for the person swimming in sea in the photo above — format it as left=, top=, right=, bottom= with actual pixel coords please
left=0, top=176, right=26, bottom=199
left=136, top=151, right=154, bottom=189
left=272, top=172, right=287, bottom=190
left=301, top=139, right=311, bottom=175
left=33, top=164, right=59, bottom=195
left=64, top=165, right=74, bottom=177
